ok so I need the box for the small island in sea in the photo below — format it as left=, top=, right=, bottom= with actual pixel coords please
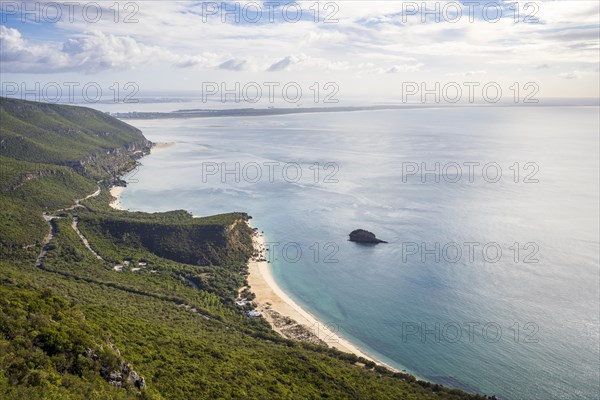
left=349, top=229, right=388, bottom=244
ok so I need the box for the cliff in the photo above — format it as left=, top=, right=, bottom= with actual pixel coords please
left=78, top=211, right=254, bottom=267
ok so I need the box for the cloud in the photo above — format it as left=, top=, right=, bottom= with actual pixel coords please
left=0, top=25, right=162, bottom=73
left=175, top=58, right=204, bottom=68
left=217, top=58, right=247, bottom=71
left=559, top=71, right=582, bottom=80
left=267, top=56, right=296, bottom=72
left=0, top=25, right=64, bottom=68
left=172, top=53, right=219, bottom=68
left=265, top=54, right=350, bottom=72
left=382, top=63, right=423, bottom=73
left=445, top=70, right=487, bottom=77
left=2, top=0, right=598, bottom=98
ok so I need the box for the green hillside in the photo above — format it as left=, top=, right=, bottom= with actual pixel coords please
left=0, top=97, right=151, bottom=180
left=0, top=97, right=149, bottom=164
left=0, top=98, right=489, bottom=399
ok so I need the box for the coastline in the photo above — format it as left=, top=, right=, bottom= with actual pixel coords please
left=107, top=141, right=399, bottom=373
left=247, top=225, right=398, bottom=372
left=109, top=186, right=125, bottom=210
left=108, top=142, right=175, bottom=211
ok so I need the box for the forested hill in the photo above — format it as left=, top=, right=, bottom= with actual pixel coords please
left=0, top=97, right=152, bottom=254
left=0, top=97, right=151, bottom=179
left=0, top=98, right=488, bottom=399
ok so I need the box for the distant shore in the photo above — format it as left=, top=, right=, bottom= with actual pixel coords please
left=108, top=142, right=175, bottom=210
left=247, top=225, right=398, bottom=372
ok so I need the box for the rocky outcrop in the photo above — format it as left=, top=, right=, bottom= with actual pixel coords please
left=349, top=229, right=388, bottom=244
left=68, top=140, right=152, bottom=181
left=85, top=344, right=146, bottom=391
left=105, top=361, right=146, bottom=390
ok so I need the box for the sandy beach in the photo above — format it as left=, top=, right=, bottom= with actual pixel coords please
left=109, top=142, right=175, bottom=210
left=109, top=186, right=125, bottom=210
left=247, top=226, right=397, bottom=371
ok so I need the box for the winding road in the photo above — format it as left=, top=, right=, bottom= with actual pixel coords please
left=34, top=185, right=222, bottom=325
left=36, top=186, right=102, bottom=268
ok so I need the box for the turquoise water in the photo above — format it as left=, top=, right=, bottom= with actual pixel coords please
left=117, top=107, right=599, bottom=399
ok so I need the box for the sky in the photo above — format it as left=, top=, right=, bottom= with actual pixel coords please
left=1, top=1, right=599, bottom=106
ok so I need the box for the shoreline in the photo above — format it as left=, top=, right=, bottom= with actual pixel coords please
left=246, top=224, right=398, bottom=372
left=108, top=142, right=175, bottom=211
left=108, top=142, right=399, bottom=373
left=109, top=186, right=125, bottom=210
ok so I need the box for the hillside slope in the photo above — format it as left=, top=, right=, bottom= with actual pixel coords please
left=0, top=97, right=151, bottom=180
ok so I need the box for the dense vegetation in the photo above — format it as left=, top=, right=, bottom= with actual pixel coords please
left=78, top=210, right=253, bottom=267
left=0, top=97, right=151, bottom=180
left=0, top=98, right=491, bottom=399
left=0, top=155, right=98, bottom=255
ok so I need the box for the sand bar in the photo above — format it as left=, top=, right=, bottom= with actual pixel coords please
left=151, top=142, right=175, bottom=154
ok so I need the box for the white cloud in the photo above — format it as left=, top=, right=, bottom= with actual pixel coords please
left=445, top=70, right=488, bottom=77
left=267, top=56, right=297, bottom=72
left=2, top=1, right=598, bottom=98
left=386, top=64, right=424, bottom=73
left=0, top=25, right=162, bottom=73
left=217, top=58, right=248, bottom=71
left=559, top=71, right=582, bottom=80
left=172, top=52, right=220, bottom=68
left=265, top=54, right=350, bottom=72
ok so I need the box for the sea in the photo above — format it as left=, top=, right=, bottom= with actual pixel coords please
left=108, top=106, right=599, bottom=400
